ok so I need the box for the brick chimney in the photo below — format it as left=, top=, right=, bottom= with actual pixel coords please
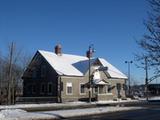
left=55, top=44, right=62, bottom=55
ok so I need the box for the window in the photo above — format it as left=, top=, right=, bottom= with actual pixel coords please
left=28, top=84, right=36, bottom=94
left=41, top=65, right=46, bottom=77
left=99, top=85, right=106, bottom=94
left=48, top=83, right=52, bottom=94
left=94, top=86, right=98, bottom=93
left=40, top=83, right=46, bottom=94
left=32, top=84, right=36, bottom=94
left=80, top=83, right=85, bottom=94
left=122, top=84, right=126, bottom=90
left=66, top=82, right=72, bottom=95
left=32, top=70, right=37, bottom=78
left=107, top=85, right=112, bottom=93
left=116, top=83, right=121, bottom=90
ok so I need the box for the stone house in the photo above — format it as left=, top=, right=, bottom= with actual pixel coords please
left=22, top=44, right=127, bottom=103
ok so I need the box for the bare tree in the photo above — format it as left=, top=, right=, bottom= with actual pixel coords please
left=1, top=42, right=31, bottom=105
left=136, top=0, right=160, bottom=78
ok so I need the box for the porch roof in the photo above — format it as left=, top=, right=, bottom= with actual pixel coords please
left=92, top=79, right=109, bottom=85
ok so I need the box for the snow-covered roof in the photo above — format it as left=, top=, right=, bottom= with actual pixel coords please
left=38, top=50, right=127, bottom=79
left=98, top=58, right=127, bottom=79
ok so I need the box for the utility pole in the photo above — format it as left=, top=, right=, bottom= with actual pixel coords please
left=145, top=57, right=149, bottom=101
left=125, top=61, right=133, bottom=96
left=8, top=42, right=14, bottom=105
left=86, top=44, right=95, bottom=103
left=88, top=51, right=91, bottom=103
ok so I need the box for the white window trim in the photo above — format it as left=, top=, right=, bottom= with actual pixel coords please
left=79, top=83, right=86, bottom=95
left=66, top=82, right=73, bottom=95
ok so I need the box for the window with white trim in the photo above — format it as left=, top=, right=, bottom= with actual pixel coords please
left=66, top=82, right=72, bottom=95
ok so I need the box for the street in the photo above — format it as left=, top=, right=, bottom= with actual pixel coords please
left=65, top=104, right=160, bottom=120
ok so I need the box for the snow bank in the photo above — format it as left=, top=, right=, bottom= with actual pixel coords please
left=0, top=109, right=27, bottom=120
left=0, top=109, right=56, bottom=120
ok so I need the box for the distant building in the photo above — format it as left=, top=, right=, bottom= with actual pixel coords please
left=148, top=84, right=160, bottom=96
left=22, top=44, right=127, bottom=103
left=130, top=85, right=145, bottom=97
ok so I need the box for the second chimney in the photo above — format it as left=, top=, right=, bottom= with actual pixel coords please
left=55, top=44, right=62, bottom=55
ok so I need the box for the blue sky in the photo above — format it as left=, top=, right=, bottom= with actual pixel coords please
left=0, top=0, right=152, bottom=84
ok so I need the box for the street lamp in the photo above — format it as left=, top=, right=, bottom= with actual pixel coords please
left=125, top=60, right=133, bottom=96
left=144, top=57, right=149, bottom=101
left=0, top=60, right=1, bottom=97
left=86, top=44, right=95, bottom=103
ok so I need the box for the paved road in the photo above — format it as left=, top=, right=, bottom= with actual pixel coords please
left=65, top=105, right=160, bottom=120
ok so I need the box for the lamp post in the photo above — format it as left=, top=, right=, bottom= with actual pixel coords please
left=125, top=60, right=133, bottom=96
left=0, top=60, right=1, bottom=97
left=144, top=57, right=149, bottom=101
left=86, top=44, right=95, bottom=103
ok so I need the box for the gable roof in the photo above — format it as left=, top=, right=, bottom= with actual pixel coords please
left=98, top=58, right=127, bottom=79
left=38, top=50, right=127, bottom=79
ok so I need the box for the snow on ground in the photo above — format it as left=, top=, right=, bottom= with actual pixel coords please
left=95, top=98, right=135, bottom=104
left=148, top=96, right=160, bottom=100
left=0, top=106, right=142, bottom=120
left=138, top=96, right=160, bottom=101
left=0, top=98, right=151, bottom=120
left=0, top=99, right=138, bottom=110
